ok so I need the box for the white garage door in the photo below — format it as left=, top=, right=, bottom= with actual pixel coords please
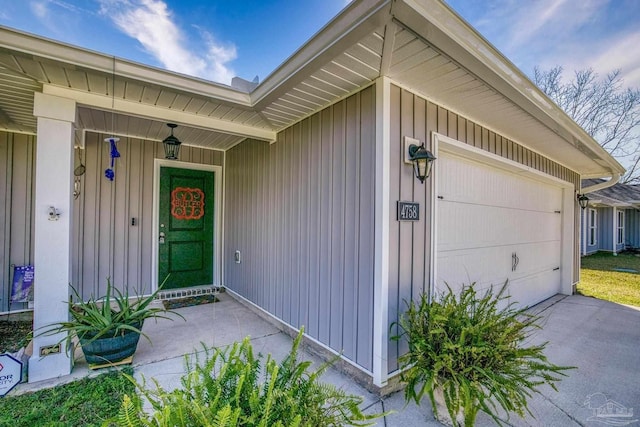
left=436, top=152, right=562, bottom=308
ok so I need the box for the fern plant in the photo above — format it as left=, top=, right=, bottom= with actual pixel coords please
left=112, top=328, right=383, bottom=427
left=392, top=282, right=574, bottom=426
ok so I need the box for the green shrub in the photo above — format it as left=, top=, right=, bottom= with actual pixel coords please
left=113, top=329, right=383, bottom=427
left=393, top=283, right=574, bottom=426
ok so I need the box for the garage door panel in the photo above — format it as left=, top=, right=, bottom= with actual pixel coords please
left=438, top=155, right=562, bottom=212
left=436, top=152, right=564, bottom=308
left=437, top=240, right=559, bottom=288
left=438, top=203, right=562, bottom=252
left=507, top=269, right=561, bottom=309
left=437, top=246, right=511, bottom=291
left=509, top=241, right=561, bottom=279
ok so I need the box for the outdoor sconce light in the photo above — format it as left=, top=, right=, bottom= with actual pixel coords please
left=404, top=136, right=436, bottom=184
left=577, top=194, right=590, bottom=210
left=163, top=123, right=182, bottom=160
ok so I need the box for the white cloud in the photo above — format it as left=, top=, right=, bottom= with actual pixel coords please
left=499, top=0, right=606, bottom=51
left=583, top=31, right=640, bottom=88
left=30, top=1, right=49, bottom=20
left=459, top=0, right=640, bottom=88
left=98, top=0, right=236, bottom=84
left=29, top=0, right=97, bottom=37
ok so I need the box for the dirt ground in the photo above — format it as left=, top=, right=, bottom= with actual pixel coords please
left=0, top=320, right=32, bottom=353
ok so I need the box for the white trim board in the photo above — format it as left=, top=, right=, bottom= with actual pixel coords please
left=434, top=133, right=573, bottom=188
left=372, top=76, right=391, bottom=388
left=152, top=159, right=223, bottom=291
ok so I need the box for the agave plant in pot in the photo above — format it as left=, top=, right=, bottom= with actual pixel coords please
left=39, top=278, right=183, bottom=366
left=392, top=282, right=574, bottom=426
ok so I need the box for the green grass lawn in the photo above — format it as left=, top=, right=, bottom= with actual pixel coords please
left=0, top=368, right=135, bottom=427
left=578, top=252, right=640, bottom=307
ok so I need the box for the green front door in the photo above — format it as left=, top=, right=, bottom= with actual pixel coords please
left=158, top=167, right=214, bottom=289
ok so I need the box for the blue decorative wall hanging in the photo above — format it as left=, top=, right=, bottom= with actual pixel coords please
left=104, top=137, right=120, bottom=181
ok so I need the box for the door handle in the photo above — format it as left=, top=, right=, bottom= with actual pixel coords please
left=512, top=252, right=520, bottom=271
left=159, top=231, right=165, bottom=244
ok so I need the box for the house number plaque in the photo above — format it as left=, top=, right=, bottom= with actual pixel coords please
left=397, top=201, right=420, bottom=221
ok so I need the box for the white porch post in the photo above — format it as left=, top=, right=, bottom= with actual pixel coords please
left=373, top=77, right=391, bottom=387
left=29, top=93, right=76, bottom=383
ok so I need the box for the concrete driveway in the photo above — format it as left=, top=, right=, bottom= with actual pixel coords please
left=14, top=293, right=640, bottom=426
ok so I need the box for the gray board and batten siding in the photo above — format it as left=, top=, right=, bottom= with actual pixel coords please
left=72, top=132, right=223, bottom=301
left=627, top=209, right=640, bottom=248
left=595, top=207, right=614, bottom=252
left=224, top=86, right=377, bottom=372
left=224, top=83, right=580, bottom=376
left=0, top=131, right=35, bottom=313
left=0, top=84, right=580, bottom=376
left=1, top=130, right=224, bottom=313
left=385, top=85, right=580, bottom=374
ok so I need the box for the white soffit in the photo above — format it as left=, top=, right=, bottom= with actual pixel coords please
left=76, top=108, right=246, bottom=151
left=385, top=26, right=601, bottom=175
left=259, top=28, right=384, bottom=129
left=0, top=26, right=275, bottom=145
left=388, top=0, right=624, bottom=177
left=0, top=65, right=40, bottom=133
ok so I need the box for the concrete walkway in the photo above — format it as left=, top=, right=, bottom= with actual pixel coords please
left=13, top=293, right=640, bottom=426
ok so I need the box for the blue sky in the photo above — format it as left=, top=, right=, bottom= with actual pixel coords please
left=1, top=0, right=639, bottom=89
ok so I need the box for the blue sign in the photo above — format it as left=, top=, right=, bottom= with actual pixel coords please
left=11, top=265, right=34, bottom=303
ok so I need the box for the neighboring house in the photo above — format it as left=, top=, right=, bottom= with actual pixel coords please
left=580, top=179, right=640, bottom=255
left=0, top=0, right=624, bottom=388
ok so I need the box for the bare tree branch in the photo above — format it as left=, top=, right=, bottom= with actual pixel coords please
left=534, top=67, right=640, bottom=183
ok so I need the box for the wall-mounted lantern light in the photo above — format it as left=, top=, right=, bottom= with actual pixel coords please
left=404, top=136, right=436, bottom=184
left=163, top=123, right=182, bottom=160
left=577, top=194, right=589, bottom=210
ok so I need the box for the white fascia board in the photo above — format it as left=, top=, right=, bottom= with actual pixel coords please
left=394, top=0, right=625, bottom=176
left=43, top=85, right=276, bottom=142
left=0, top=26, right=251, bottom=106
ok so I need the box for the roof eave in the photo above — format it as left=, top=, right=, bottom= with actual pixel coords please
left=0, top=25, right=253, bottom=107
left=392, top=0, right=625, bottom=177
left=251, top=0, right=392, bottom=110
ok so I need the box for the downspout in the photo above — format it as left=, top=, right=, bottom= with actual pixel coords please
left=580, top=173, right=622, bottom=194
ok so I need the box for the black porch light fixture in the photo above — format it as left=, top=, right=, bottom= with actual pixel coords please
left=163, top=123, right=182, bottom=160
left=408, top=143, right=436, bottom=184
left=577, top=193, right=590, bottom=210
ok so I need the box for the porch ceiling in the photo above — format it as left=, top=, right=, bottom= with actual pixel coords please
left=0, top=65, right=40, bottom=133
left=0, top=0, right=626, bottom=178
left=76, top=108, right=246, bottom=151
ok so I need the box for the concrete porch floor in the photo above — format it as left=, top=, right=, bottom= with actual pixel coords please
left=12, top=292, right=640, bottom=426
